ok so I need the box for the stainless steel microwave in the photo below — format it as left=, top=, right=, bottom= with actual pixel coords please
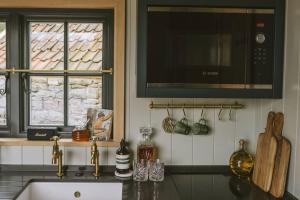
left=137, top=0, right=285, bottom=98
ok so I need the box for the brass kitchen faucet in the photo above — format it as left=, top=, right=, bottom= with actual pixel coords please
left=51, top=136, right=64, bottom=177
left=91, top=136, right=100, bottom=177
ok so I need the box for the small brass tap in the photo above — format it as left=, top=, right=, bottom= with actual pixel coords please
left=51, top=136, right=64, bottom=177
left=91, top=136, right=100, bottom=177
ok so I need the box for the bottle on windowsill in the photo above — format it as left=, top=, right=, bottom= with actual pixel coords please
left=72, top=126, right=90, bottom=142
left=72, top=119, right=90, bottom=142
left=137, top=127, right=157, bottom=161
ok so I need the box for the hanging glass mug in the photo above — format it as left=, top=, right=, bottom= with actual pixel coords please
left=174, top=108, right=191, bottom=135
left=191, top=118, right=210, bottom=135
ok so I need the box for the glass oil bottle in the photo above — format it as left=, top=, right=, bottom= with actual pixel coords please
left=229, top=139, right=254, bottom=178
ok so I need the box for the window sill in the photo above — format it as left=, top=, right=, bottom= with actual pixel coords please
left=0, top=138, right=119, bottom=147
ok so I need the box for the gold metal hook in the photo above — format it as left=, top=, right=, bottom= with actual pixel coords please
left=150, top=101, right=154, bottom=109
left=182, top=106, right=186, bottom=117
left=167, top=108, right=171, bottom=117
left=218, top=105, right=223, bottom=120
left=166, top=103, right=170, bottom=116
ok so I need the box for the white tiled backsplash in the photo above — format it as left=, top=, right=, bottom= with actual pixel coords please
left=0, top=146, right=117, bottom=166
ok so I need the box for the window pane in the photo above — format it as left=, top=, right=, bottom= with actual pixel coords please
left=0, top=22, right=6, bottom=69
left=30, top=76, right=64, bottom=125
left=30, top=23, right=64, bottom=70
left=68, top=23, right=103, bottom=71
left=0, top=22, right=6, bottom=126
left=0, top=76, right=6, bottom=125
left=68, top=77, right=102, bottom=126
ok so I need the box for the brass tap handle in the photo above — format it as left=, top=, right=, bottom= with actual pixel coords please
left=51, top=136, right=60, bottom=158
left=91, top=136, right=98, bottom=142
left=51, top=136, right=60, bottom=141
left=51, top=136, right=61, bottom=147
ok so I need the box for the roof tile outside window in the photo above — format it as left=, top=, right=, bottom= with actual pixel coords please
left=29, top=22, right=103, bottom=71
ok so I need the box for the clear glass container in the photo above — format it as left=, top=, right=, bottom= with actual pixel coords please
left=72, top=126, right=90, bottom=141
left=133, top=159, right=148, bottom=182
left=149, top=159, right=164, bottom=182
left=137, top=127, right=157, bottom=161
left=229, top=139, right=254, bottom=178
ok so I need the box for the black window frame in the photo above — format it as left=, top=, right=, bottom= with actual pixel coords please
left=0, top=9, right=114, bottom=137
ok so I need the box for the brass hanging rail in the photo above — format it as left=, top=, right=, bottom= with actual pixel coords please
left=0, top=67, right=113, bottom=75
left=149, top=101, right=245, bottom=109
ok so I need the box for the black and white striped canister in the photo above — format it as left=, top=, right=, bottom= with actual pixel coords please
left=116, top=154, right=130, bottom=173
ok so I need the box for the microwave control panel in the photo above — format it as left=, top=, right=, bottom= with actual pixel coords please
left=251, top=15, right=275, bottom=84
left=253, top=47, right=267, bottom=65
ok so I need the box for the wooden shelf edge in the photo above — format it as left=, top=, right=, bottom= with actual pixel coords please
left=0, top=138, right=119, bottom=147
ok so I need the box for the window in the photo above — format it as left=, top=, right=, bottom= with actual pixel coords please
left=0, top=19, right=8, bottom=128
left=0, top=9, right=117, bottom=137
left=0, top=21, right=6, bottom=127
left=26, top=21, right=111, bottom=128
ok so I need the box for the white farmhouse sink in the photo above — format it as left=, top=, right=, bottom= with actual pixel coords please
left=15, top=181, right=123, bottom=200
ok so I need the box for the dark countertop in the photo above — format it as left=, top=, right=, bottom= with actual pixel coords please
left=0, top=170, right=295, bottom=200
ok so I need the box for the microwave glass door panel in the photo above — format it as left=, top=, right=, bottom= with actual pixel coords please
left=146, top=7, right=275, bottom=89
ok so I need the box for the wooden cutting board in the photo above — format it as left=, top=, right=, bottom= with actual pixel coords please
left=252, top=111, right=278, bottom=192
left=269, top=112, right=291, bottom=198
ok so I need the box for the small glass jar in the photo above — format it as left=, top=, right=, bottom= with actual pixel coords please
left=133, top=159, right=148, bottom=182
left=137, top=127, right=157, bottom=161
left=229, top=139, right=254, bottom=178
left=149, top=159, right=164, bottom=182
left=72, top=127, right=90, bottom=141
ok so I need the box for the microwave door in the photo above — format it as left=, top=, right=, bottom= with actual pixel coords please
left=146, top=8, right=248, bottom=89
left=147, top=11, right=220, bottom=86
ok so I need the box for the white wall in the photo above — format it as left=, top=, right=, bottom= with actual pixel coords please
left=1, top=0, right=300, bottom=198
left=281, top=0, right=300, bottom=197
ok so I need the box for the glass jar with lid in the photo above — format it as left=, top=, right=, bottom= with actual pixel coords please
left=72, top=126, right=90, bottom=141
left=137, top=127, right=157, bottom=161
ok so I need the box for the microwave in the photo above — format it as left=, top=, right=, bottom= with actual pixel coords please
left=137, top=0, right=285, bottom=98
